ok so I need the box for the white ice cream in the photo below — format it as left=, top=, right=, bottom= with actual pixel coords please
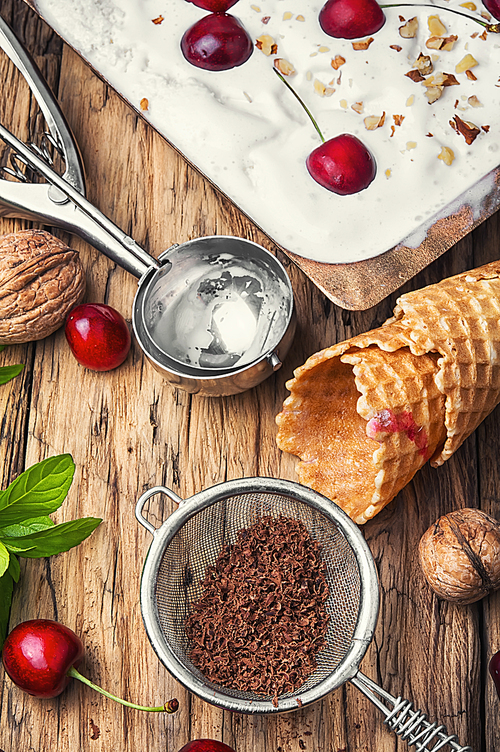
left=33, top=0, right=500, bottom=264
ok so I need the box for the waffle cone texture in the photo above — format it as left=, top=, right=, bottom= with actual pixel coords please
left=276, top=261, right=500, bottom=524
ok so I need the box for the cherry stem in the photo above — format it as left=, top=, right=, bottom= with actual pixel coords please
left=67, top=666, right=179, bottom=713
left=379, top=3, right=500, bottom=32
left=273, top=68, right=325, bottom=143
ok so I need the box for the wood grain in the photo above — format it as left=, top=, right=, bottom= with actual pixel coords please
left=1, top=2, right=499, bottom=751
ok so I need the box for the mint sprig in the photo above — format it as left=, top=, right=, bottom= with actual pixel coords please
left=0, top=455, right=101, bottom=649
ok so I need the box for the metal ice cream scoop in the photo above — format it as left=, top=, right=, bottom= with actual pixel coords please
left=0, top=16, right=295, bottom=396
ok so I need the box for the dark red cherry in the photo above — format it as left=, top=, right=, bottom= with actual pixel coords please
left=181, top=13, right=253, bottom=71
left=319, top=0, right=385, bottom=39
left=186, top=0, right=239, bottom=10
left=306, top=134, right=376, bottom=195
left=178, top=742, right=236, bottom=752
left=490, top=650, right=500, bottom=698
left=2, top=620, right=84, bottom=699
left=2, top=619, right=179, bottom=712
left=483, top=0, right=500, bottom=19
left=65, top=303, right=131, bottom=371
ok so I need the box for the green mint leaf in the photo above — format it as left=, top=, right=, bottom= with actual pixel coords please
left=0, top=569, right=14, bottom=651
left=0, top=454, right=75, bottom=526
left=0, top=363, right=24, bottom=385
left=0, top=516, right=54, bottom=538
left=7, top=553, right=20, bottom=583
left=0, top=517, right=101, bottom=559
left=2, top=539, right=36, bottom=554
left=0, top=541, right=9, bottom=578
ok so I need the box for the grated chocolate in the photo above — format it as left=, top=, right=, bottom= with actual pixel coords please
left=185, top=514, right=330, bottom=706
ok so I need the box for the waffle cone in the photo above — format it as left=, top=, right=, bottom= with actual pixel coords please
left=276, top=260, right=500, bottom=524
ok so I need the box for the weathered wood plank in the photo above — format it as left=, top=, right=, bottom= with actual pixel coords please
left=1, top=2, right=500, bottom=751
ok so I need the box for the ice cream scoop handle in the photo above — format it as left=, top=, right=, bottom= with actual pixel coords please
left=0, top=122, right=159, bottom=279
left=351, top=672, right=472, bottom=751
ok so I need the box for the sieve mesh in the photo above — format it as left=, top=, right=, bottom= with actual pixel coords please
left=153, top=489, right=362, bottom=704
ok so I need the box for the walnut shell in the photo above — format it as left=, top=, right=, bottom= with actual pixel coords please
left=419, top=508, right=500, bottom=604
left=0, top=229, right=86, bottom=344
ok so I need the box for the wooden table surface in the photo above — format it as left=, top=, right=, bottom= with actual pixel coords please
left=1, top=1, right=499, bottom=750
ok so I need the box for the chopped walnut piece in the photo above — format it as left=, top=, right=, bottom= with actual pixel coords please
left=450, top=115, right=481, bottom=143
left=425, top=85, right=444, bottom=104
left=438, top=146, right=455, bottom=165
left=314, top=79, right=334, bottom=96
left=482, top=125, right=490, bottom=132
left=426, top=35, right=458, bottom=50
left=435, top=72, right=460, bottom=86
left=390, top=44, right=403, bottom=51
left=399, top=17, right=419, bottom=37
left=406, top=69, right=426, bottom=82
left=331, top=54, right=346, bottom=69
left=456, top=53, right=478, bottom=73
left=468, top=95, right=483, bottom=107
left=351, top=101, right=364, bottom=114
left=152, top=15, right=164, bottom=24
left=140, top=97, right=149, bottom=111
left=442, top=35, right=459, bottom=51
left=393, top=114, right=405, bottom=126
left=364, top=112, right=386, bottom=130
left=414, top=53, right=433, bottom=75
left=261, top=15, right=271, bottom=24
left=352, top=37, right=374, bottom=50
left=466, top=69, right=478, bottom=81
left=274, top=58, right=296, bottom=76
left=428, top=15, right=447, bottom=35
left=256, top=34, right=278, bottom=55
left=479, top=29, right=488, bottom=40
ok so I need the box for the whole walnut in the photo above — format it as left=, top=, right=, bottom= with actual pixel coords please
left=419, top=508, right=500, bottom=604
left=0, top=229, right=85, bottom=344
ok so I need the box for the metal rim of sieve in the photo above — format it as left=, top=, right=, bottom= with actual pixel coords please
left=135, top=477, right=380, bottom=715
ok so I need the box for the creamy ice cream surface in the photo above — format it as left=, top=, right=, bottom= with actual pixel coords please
left=33, top=0, right=500, bottom=263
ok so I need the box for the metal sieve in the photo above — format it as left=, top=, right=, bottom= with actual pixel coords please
left=136, top=478, right=471, bottom=752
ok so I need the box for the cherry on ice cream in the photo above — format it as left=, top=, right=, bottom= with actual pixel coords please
left=65, top=303, right=131, bottom=371
left=181, top=13, right=253, bottom=71
left=274, top=70, right=376, bottom=196
left=306, top=134, right=376, bottom=196
left=2, top=620, right=179, bottom=712
left=319, top=0, right=386, bottom=39
left=178, top=742, right=236, bottom=752
left=483, top=0, right=500, bottom=19
left=186, top=0, right=239, bottom=9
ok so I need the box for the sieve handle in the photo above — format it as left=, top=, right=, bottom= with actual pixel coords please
left=135, top=485, right=183, bottom=535
left=351, top=672, right=472, bottom=752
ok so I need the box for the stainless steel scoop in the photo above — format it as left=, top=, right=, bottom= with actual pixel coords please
left=0, top=16, right=295, bottom=396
